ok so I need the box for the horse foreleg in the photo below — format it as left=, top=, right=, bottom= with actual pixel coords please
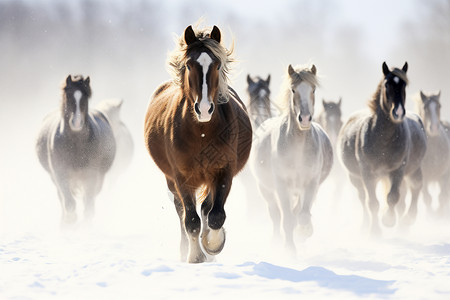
left=201, top=175, right=231, bottom=256
left=296, top=183, right=318, bottom=240
left=421, top=181, right=433, bottom=215
left=361, top=172, right=380, bottom=237
left=402, top=168, right=423, bottom=227
left=275, top=179, right=296, bottom=253
left=382, top=169, right=404, bottom=228
left=53, top=175, right=77, bottom=226
left=83, top=173, right=103, bottom=224
left=349, top=174, right=369, bottom=230
left=166, top=178, right=189, bottom=262
left=438, top=171, right=450, bottom=217
left=258, top=184, right=281, bottom=242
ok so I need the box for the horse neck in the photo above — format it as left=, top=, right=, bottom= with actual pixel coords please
left=372, top=104, right=403, bottom=139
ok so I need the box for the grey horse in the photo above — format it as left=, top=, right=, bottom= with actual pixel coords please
left=36, top=75, right=116, bottom=226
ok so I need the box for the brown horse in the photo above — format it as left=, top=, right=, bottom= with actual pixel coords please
left=144, top=24, right=252, bottom=263
left=338, top=62, right=427, bottom=236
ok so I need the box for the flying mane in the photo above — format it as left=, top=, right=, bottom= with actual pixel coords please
left=167, top=24, right=234, bottom=104
left=277, top=65, right=319, bottom=114
left=368, top=67, right=409, bottom=113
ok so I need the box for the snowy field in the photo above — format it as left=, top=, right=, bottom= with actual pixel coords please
left=1, top=148, right=450, bottom=300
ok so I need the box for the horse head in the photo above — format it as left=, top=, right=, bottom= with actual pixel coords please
left=183, top=25, right=222, bottom=123
left=247, top=74, right=271, bottom=103
left=381, top=61, right=408, bottom=123
left=322, top=97, right=343, bottom=140
left=288, top=64, right=318, bottom=130
left=62, top=75, right=91, bottom=132
left=420, top=90, right=442, bottom=136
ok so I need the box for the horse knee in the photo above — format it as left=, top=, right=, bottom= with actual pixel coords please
left=387, top=189, right=400, bottom=207
left=208, top=208, right=226, bottom=230
left=185, top=211, right=201, bottom=236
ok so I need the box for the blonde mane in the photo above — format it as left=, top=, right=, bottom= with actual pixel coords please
left=277, top=65, right=319, bottom=113
left=167, top=24, right=234, bottom=104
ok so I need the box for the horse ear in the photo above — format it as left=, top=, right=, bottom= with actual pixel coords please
left=85, top=76, right=90, bottom=85
left=420, top=91, right=426, bottom=102
left=288, top=64, right=295, bottom=76
left=210, top=25, right=221, bottom=43
left=437, top=90, right=441, bottom=98
left=402, top=62, right=408, bottom=73
left=66, top=75, right=73, bottom=85
left=322, top=99, right=327, bottom=108
left=311, top=64, right=317, bottom=75
left=266, top=74, right=271, bottom=85
left=247, top=74, right=253, bottom=85
left=184, top=25, right=196, bottom=45
left=338, top=97, right=342, bottom=106
left=382, top=62, right=390, bottom=76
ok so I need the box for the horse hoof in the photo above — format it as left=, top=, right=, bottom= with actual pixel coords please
left=202, top=227, right=226, bottom=255
left=382, top=210, right=396, bottom=227
left=188, top=252, right=207, bottom=264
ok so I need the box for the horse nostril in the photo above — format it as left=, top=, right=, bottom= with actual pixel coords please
left=298, top=115, right=303, bottom=122
left=194, top=102, right=201, bottom=115
left=308, top=115, right=312, bottom=122
left=208, top=102, right=215, bottom=115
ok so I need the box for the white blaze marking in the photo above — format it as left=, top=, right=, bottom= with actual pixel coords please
left=295, top=82, right=314, bottom=128
left=393, top=76, right=400, bottom=84
left=196, top=52, right=213, bottom=121
left=72, top=90, right=83, bottom=130
left=428, top=101, right=439, bottom=133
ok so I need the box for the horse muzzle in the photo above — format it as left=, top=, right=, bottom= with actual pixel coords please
left=392, top=104, right=405, bottom=122
left=194, top=99, right=215, bottom=123
left=298, top=114, right=312, bottom=130
left=69, top=113, right=84, bottom=131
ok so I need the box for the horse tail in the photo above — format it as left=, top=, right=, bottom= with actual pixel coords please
left=197, top=184, right=210, bottom=204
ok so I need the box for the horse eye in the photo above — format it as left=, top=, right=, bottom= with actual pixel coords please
left=292, top=89, right=295, bottom=94
left=217, top=63, right=221, bottom=70
left=186, top=64, right=191, bottom=71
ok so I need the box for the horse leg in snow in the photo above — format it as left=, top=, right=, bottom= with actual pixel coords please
left=349, top=173, right=369, bottom=229
left=421, top=180, right=433, bottom=215
left=395, top=181, right=407, bottom=219
left=82, top=173, right=103, bottom=223
left=275, top=179, right=296, bottom=253
left=201, top=173, right=230, bottom=256
left=296, top=182, right=319, bottom=239
left=438, top=171, right=450, bottom=217
left=382, top=168, right=404, bottom=227
left=166, top=178, right=188, bottom=262
left=54, top=175, right=77, bottom=226
left=402, top=168, right=423, bottom=226
left=174, top=176, right=205, bottom=263
left=361, top=171, right=381, bottom=237
left=258, top=184, right=281, bottom=242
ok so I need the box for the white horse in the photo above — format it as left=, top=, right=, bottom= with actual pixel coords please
left=250, top=64, right=333, bottom=253
left=96, top=98, right=134, bottom=184
left=415, top=91, right=450, bottom=216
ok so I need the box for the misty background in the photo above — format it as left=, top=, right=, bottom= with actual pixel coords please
left=0, top=0, right=449, bottom=236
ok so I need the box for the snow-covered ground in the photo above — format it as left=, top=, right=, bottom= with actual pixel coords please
left=1, top=149, right=450, bottom=300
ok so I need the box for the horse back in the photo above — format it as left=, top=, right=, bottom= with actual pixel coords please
left=227, top=87, right=253, bottom=173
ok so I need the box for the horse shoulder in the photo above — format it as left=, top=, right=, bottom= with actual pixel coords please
left=36, top=112, right=60, bottom=172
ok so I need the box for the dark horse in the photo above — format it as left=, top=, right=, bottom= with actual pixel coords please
left=246, top=74, right=272, bottom=128
left=36, top=75, right=116, bottom=225
left=338, top=62, right=427, bottom=236
left=144, top=25, right=252, bottom=263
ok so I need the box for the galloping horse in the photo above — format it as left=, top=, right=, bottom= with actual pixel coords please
left=415, top=91, right=450, bottom=216
left=338, top=62, right=427, bottom=236
left=36, top=75, right=116, bottom=225
left=144, top=25, right=252, bottom=263
left=246, top=74, right=272, bottom=128
left=250, top=64, right=333, bottom=253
